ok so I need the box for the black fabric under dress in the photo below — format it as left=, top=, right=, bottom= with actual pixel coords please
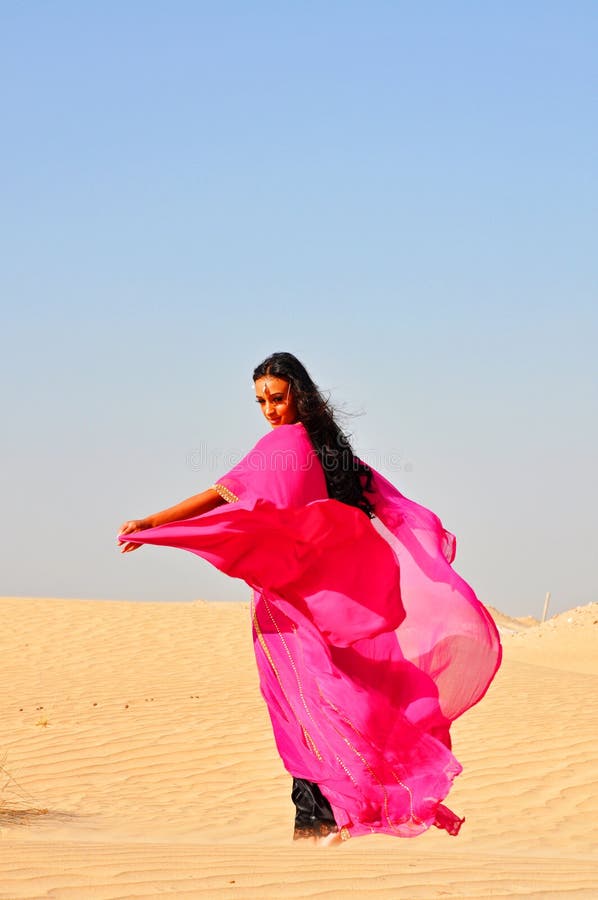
left=291, top=777, right=339, bottom=839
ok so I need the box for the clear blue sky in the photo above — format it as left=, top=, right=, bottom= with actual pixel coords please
left=2, top=1, right=596, bottom=618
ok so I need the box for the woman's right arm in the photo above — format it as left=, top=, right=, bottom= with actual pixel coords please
left=118, top=487, right=227, bottom=553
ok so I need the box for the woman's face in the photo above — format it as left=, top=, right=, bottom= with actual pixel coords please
left=254, top=376, right=298, bottom=427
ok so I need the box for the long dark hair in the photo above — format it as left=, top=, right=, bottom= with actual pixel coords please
left=252, top=352, right=375, bottom=518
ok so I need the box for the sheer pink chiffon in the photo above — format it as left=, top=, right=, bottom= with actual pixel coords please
left=118, top=423, right=501, bottom=838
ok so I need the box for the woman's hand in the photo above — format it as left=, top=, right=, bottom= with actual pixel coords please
left=117, top=518, right=153, bottom=553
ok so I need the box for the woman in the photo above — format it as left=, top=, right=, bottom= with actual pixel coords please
left=118, top=352, right=501, bottom=845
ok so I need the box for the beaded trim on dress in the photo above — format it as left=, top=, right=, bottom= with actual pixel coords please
left=211, top=483, right=240, bottom=504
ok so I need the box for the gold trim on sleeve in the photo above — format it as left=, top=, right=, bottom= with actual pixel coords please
left=211, top=482, right=240, bottom=503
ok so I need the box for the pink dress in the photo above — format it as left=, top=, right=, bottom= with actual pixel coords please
left=119, top=423, right=501, bottom=839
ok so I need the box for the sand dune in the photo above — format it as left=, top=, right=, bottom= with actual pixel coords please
left=485, top=605, right=539, bottom=633
left=1, top=596, right=597, bottom=899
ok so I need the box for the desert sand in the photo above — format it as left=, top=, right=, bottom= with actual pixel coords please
left=1, top=595, right=596, bottom=899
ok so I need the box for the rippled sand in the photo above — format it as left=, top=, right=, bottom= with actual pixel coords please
left=1, top=596, right=596, bottom=899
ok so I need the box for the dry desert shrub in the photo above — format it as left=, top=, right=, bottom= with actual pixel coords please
left=0, top=751, right=48, bottom=825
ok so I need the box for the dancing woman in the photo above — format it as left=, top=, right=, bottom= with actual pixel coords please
left=118, top=352, right=501, bottom=845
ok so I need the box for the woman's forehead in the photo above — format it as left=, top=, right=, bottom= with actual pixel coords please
left=255, top=376, right=289, bottom=396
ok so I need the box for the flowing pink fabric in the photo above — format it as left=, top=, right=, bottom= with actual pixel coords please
left=118, top=423, right=501, bottom=838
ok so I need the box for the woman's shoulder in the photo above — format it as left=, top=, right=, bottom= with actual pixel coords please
left=224, top=422, right=324, bottom=504
left=246, top=423, right=315, bottom=473
left=252, top=422, right=311, bottom=452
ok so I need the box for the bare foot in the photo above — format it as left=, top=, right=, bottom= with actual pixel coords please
left=315, top=830, right=343, bottom=847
